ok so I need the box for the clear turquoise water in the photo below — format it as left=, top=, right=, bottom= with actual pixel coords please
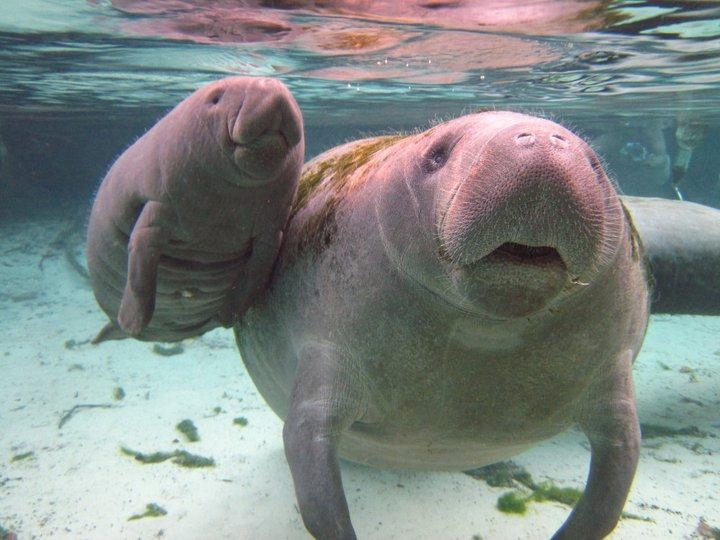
left=1, top=0, right=719, bottom=214
left=1, top=1, right=719, bottom=119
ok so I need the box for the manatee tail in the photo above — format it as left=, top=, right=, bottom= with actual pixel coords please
left=92, top=321, right=128, bottom=344
left=621, top=196, right=720, bottom=315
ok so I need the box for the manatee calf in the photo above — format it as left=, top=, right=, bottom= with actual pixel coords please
left=237, top=111, right=651, bottom=539
left=87, top=76, right=304, bottom=343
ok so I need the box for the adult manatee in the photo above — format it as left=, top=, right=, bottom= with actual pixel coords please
left=623, top=196, right=720, bottom=314
left=237, top=111, right=650, bottom=539
left=87, top=76, right=304, bottom=343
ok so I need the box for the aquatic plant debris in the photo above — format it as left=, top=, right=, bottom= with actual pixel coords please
left=10, top=451, right=34, bottom=462
left=640, top=423, right=712, bottom=439
left=176, top=419, right=200, bottom=442
left=233, top=416, right=248, bottom=427
left=466, top=461, right=586, bottom=515
left=464, top=461, right=535, bottom=489
left=171, top=450, right=215, bottom=468
left=128, top=503, right=167, bottom=521
left=63, top=338, right=91, bottom=350
left=467, top=461, right=654, bottom=521
left=58, top=403, right=117, bottom=428
left=495, top=482, right=584, bottom=515
left=204, top=406, right=223, bottom=418
left=120, top=446, right=215, bottom=468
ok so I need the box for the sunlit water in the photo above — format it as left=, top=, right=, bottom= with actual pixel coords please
left=0, top=2, right=719, bottom=539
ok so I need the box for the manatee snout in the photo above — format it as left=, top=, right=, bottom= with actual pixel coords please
left=229, top=78, right=303, bottom=147
left=216, top=77, right=304, bottom=184
left=441, top=116, right=623, bottom=316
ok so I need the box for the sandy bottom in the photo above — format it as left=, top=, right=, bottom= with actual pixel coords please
left=1, top=217, right=718, bottom=540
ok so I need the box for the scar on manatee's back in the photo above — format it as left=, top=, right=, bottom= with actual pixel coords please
left=288, top=134, right=405, bottom=258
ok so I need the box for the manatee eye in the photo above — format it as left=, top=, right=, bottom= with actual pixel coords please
left=422, top=142, right=450, bottom=173
left=209, top=91, right=223, bottom=105
left=422, top=132, right=461, bottom=173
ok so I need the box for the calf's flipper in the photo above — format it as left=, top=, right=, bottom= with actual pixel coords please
left=218, top=232, right=283, bottom=327
left=118, top=201, right=171, bottom=335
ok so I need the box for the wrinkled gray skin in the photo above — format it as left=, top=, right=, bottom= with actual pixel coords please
left=87, top=76, right=304, bottom=343
left=237, top=112, right=651, bottom=539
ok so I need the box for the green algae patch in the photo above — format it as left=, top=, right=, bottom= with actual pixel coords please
left=495, top=483, right=582, bottom=516
left=293, top=158, right=335, bottom=213
left=176, top=419, right=200, bottom=442
left=465, top=461, right=587, bottom=517
left=233, top=416, right=248, bottom=427
left=532, top=482, right=582, bottom=506
left=289, top=135, right=405, bottom=261
left=292, top=134, right=405, bottom=214
left=497, top=491, right=528, bottom=514
left=128, top=503, right=167, bottom=521
left=121, top=446, right=215, bottom=468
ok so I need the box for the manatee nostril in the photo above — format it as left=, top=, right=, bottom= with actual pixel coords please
left=550, top=134, right=569, bottom=149
left=514, top=133, right=536, bottom=147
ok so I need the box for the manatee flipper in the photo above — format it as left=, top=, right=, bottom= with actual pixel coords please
left=283, top=344, right=364, bottom=540
left=554, top=351, right=640, bottom=540
left=218, top=233, right=283, bottom=327
left=118, top=201, right=171, bottom=335
left=621, top=196, right=720, bottom=315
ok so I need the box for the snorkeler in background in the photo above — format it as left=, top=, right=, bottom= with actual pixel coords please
left=672, top=113, right=709, bottom=200
left=593, top=115, right=717, bottom=207
left=593, top=118, right=672, bottom=197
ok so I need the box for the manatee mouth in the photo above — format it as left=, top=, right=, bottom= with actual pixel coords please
left=229, top=102, right=292, bottom=152
left=231, top=129, right=289, bottom=151
left=227, top=107, right=292, bottom=184
left=483, top=242, right=565, bottom=268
